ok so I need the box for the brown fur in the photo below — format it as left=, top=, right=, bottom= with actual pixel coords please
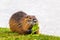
left=9, top=11, right=39, bottom=34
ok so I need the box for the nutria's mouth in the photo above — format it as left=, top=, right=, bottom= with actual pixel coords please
left=26, top=25, right=32, bottom=34
left=26, top=19, right=37, bottom=34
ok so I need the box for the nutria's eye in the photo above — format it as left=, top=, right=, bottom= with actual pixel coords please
left=29, top=18, right=31, bottom=19
left=28, top=20, right=31, bottom=22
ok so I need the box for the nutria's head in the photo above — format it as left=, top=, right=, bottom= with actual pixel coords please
left=19, top=15, right=38, bottom=34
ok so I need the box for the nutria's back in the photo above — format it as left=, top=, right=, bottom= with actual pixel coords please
left=9, top=11, right=28, bottom=34
left=11, top=11, right=27, bottom=22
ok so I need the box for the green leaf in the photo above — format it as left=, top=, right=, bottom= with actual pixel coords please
left=31, top=23, right=39, bottom=34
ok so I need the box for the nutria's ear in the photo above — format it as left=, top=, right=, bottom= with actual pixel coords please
left=25, top=16, right=29, bottom=18
left=25, top=15, right=29, bottom=18
left=25, top=15, right=32, bottom=19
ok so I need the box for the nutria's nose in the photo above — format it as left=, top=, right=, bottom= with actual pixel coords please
left=33, top=19, right=37, bottom=23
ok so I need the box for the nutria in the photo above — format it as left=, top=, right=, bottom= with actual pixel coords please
left=9, top=11, right=39, bottom=34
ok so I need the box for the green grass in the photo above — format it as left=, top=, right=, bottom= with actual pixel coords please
left=0, top=28, right=60, bottom=40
